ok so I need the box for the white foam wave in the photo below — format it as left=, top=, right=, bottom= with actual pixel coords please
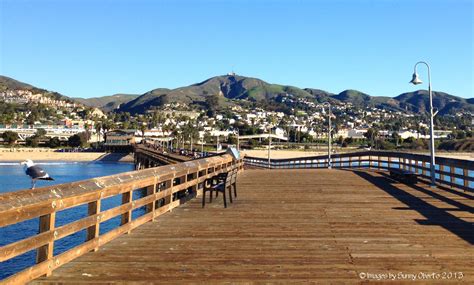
left=0, top=162, right=82, bottom=166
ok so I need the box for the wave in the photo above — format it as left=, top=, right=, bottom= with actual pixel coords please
left=0, top=162, right=82, bottom=166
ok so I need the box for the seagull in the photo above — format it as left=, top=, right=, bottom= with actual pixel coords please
left=20, top=159, right=54, bottom=189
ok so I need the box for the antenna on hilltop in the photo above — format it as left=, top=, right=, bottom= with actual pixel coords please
left=227, top=65, right=236, bottom=76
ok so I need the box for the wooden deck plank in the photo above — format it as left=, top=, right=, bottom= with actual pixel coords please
left=32, top=169, right=474, bottom=284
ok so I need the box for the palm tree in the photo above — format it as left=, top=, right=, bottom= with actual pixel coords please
left=140, top=123, right=147, bottom=141
left=94, top=121, right=102, bottom=142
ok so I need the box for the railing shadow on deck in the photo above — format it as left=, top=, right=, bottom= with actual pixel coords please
left=0, top=154, right=244, bottom=284
left=349, top=169, right=474, bottom=245
left=244, top=150, right=474, bottom=192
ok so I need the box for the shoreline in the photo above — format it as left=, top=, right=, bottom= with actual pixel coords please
left=0, top=149, right=134, bottom=162
left=1, top=148, right=471, bottom=162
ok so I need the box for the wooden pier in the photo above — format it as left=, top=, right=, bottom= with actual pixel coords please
left=134, top=145, right=191, bottom=169
left=1, top=150, right=473, bottom=284
left=31, top=169, right=474, bottom=284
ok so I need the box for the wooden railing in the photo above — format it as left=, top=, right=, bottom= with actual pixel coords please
left=134, top=144, right=189, bottom=168
left=244, top=151, right=473, bottom=192
left=0, top=154, right=243, bottom=284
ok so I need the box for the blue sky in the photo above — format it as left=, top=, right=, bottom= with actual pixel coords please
left=0, top=0, right=472, bottom=98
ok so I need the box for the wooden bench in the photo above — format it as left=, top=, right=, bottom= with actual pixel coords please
left=389, top=168, right=418, bottom=184
left=202, top=167, right=237, bottom=208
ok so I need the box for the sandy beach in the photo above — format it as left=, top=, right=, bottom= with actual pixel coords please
left=1, top=148, right=471, bottom=162
left=0, top=148, right=108, bottom=162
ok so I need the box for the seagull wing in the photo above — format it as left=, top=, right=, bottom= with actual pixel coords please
left=26, top=165, right=50, bottom=179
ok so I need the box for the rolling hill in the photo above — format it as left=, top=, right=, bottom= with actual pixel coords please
left=394, top=90, right=474, bottom=115
left=0, top=75, right=35, bottom=91
left=75, top=94, right=139, bottom=112
left=118, top=75, right=320, bottom=113
left=0, top=75, right=71, bottom=102
left=117, top=74, right=473, bottom=115
left=2, top=74, right=473, bottom=116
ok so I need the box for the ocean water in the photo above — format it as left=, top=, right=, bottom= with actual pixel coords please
left=0, top=161, right=135, bottom=280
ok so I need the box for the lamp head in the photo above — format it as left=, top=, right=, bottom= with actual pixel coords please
left=410, top=73, right=423, bottom=85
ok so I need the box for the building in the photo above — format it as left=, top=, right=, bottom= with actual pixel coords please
left=104, top=130, right=136, bottom=152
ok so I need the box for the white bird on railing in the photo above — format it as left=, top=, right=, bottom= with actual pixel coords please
left=20, top=159, right=54, bottom=189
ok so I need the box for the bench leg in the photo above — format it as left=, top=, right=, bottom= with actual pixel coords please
left=209, top=189, right=213, bottom=203
left=223, top=189, right=227, bottom=208
left=202, top=190, right=206, bottom=208
left=233, top=183, right=237, bottom=198
left=228, top=186, right=233, bottom=203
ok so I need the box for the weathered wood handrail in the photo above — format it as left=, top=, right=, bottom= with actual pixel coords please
left=0, top=154, right=243, bottom=284
left=244, top=151, right=473, bottom=192
left=134, top=144, right=190, bottom=168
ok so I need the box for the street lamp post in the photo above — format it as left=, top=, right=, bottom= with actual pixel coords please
left=236, top=128, right=240, bottom=151
left=268, top=129, right=272, bottom=169
left=322, top=102, right=332, bottom=169
left=410, top=61, right=437, bottom=187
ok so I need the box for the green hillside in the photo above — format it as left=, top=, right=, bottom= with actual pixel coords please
left=394, top=90, right=474, bottom=115
left=75, top=94, right=139, bottom=112
left=3, top=74, right=473, bottom=116
left=0, top=75, right=71, bottom=102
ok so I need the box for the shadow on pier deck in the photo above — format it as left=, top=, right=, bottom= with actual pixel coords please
left=33, top=169, right=474, bottom=283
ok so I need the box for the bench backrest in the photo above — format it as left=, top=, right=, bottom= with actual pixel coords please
left=216, top=167, right=237, bottom=188
left=230, top=167, right=238, bottom=184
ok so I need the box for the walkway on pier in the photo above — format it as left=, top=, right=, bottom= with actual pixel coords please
left=34, top=169, right=474, bottom=283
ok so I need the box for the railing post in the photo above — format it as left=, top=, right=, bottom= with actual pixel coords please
left=422, top=161, right=427, bottom=176
left=167, top=176, right=175, bottom=211
left=440, top=165, right=445, bottom=182
left=86, top=197, right=102, bottom=251
left=121, top=190, right=134, bottom=234
left=388, top=156, right=392, bottom=169
left=358, top=156, right=361, bottom=168
left=36, top=211, right=56, bottom=276
left=377, top=156, right=381, bottom=170
left=450, top=166, right=455, bottom=187
left=463, top=169, right=469, bottom=191
left=146, top=177, right=157, bottom=221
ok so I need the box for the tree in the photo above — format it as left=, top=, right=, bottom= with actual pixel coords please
left=26, top=136, right=40, bottom=147
left=140, top=123, right=147, bottom=139
left=391, top=132, right=402, bottom=146
left=68, top=132, right=89, bottom=147
left=36, top=128, right=47, bottom=137
left=205, top=95, right=219, bottom=117
left=47, top=137, right=61, bottom=148
left=2, top=131, right=19, bottom=146
left=364, top=128, right=378, bottom=147
left=94, top=121, right=102, bottom=141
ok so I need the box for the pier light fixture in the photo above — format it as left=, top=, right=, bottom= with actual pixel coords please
left=410, top=73, right=423, bottom=85
left=410, top=61, right=436, bottom=187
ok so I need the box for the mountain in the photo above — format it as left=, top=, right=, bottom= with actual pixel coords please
left=394, top=90, right=474, bottom=115
left=304, top=88, right=336, bottom=103
left=3, top=74, right=473, bottom=116
left=0, top=75, right=71, bottom=102
left=1, top=75, right=43, bottom=93
left=118, top=74, right=473, bottom=115
left=75, top=94, right=139, bottom=112
left=118, top=74, right=318, bottom=113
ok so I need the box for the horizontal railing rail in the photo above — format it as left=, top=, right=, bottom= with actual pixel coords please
left=244, top=151, right=473, bottom=192
left=134, top=145, right=189, bottom=165
left=0, top=154, right=243, bottom=284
